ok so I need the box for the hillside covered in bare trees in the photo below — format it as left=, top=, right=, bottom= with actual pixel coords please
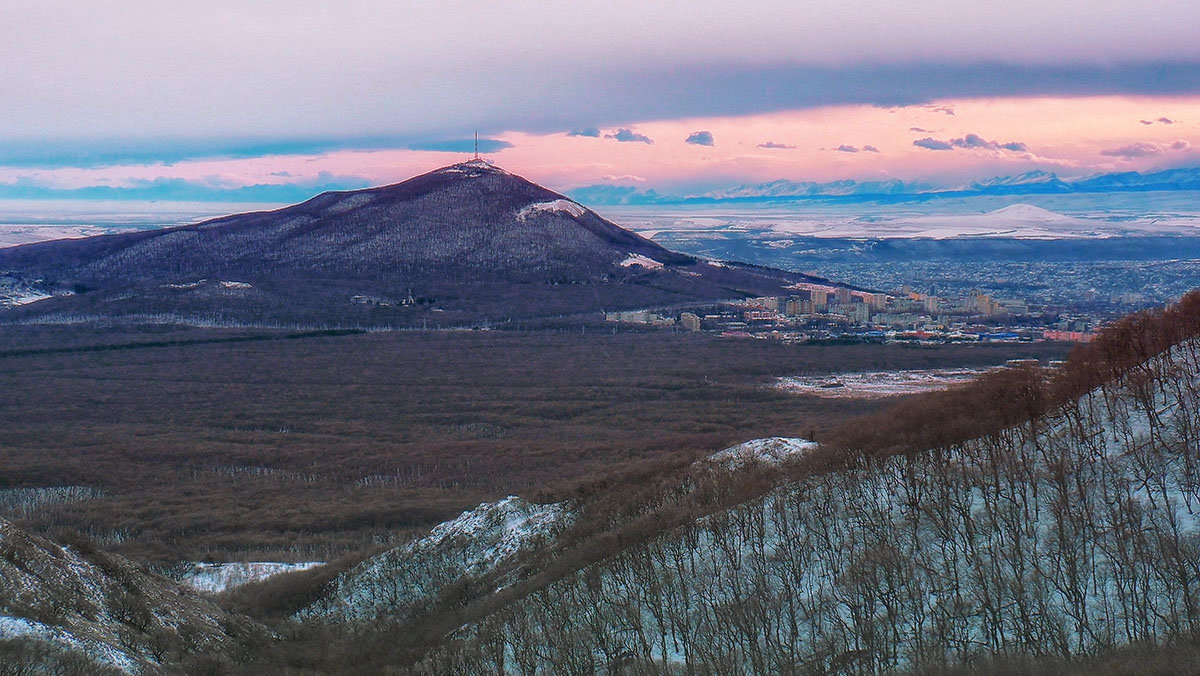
left=245, top=293, right=1200, bottom=674
left=5, top=295, right=1200, bottom=674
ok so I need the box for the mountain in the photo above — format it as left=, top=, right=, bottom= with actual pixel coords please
left=966, top=169, right=1073, bottom=193
left=568, top=166, right=1200, bottom=205
left=1073, top=167, right=1200, bottom=192
left=0, top=160, right=830, bottom=327
left=705, top=177, right=921, bottom=200
left=0, top=519, right=259, bottom=673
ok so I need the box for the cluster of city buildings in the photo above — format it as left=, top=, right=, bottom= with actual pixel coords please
left=606, top=281, right=1106, bottom=344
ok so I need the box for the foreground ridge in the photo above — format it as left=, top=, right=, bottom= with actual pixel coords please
left=401, top=306, right=1200, bottom=673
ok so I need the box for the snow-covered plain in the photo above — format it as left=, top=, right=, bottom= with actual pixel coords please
left=0, top=200, right=279, bottom=248
left=604, top=192, right=1200, bottom=241
left=776, top=367, right=993, bottom=399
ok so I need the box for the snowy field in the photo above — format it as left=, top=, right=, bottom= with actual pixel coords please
left=605, top=192, right=1200, bottom=241
left=5, top=192, right=1200, bottom=250
left=0, top=200, right=281, bottom=248
left=776, top=367, right=992, bottom=398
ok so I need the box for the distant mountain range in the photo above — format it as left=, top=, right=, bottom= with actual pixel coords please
left=568, top=167, right=1200, bottom=205
left=0, top=161, right=834, bottom=327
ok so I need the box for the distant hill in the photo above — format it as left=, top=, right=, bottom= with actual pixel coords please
left=0, top=161, right=835, bottom=327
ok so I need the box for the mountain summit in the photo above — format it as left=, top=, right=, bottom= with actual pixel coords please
left=0, top=161, right=824, bottom=326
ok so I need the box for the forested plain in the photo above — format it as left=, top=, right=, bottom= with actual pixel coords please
left=0, top=324, right=1065, bottom=567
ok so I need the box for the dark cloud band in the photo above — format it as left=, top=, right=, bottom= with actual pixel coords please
left=0, top=136, right=515, bottom=170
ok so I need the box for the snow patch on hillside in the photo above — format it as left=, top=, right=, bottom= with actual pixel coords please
left=517, top=199, right=588, bottom=221
left=708, top=437, right=817, bottom=468
left=180, top=561, right=323, bottom=594
left=299, top=496, right=573, bottom=622
left=0, top=614, right=136, bottom=673
left=619, top=253, right=664, bottom=269
left=440, top=159, right=508, bottom=176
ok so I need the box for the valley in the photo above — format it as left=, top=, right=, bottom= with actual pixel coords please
left=0, top=325, right=1063, bottom=568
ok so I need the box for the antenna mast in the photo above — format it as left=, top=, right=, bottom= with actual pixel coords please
left=474, top=131, right=479, bottom=160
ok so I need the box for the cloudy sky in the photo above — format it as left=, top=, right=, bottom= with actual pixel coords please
left=3, top=0, right=1200, bottom=200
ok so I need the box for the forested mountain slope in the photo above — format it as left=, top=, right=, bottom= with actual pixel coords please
left=387, top=293, right=1200, bottom=674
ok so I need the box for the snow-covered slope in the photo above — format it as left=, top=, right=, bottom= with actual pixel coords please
left=707, top=437, right=817, bottom=468
left=516, top=198, right=589, bottom=221
left=299, top=496, right=573, bottom=623
left=301, top=437, right=825, bottom=628
left=0, top=519, right=259, bottom=673
left=180, top=561, right=323, bottom=594
left=408, top=338, right=1200, bottom=674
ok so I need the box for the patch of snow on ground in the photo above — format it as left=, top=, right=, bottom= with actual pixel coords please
left=219, top=281, right=252, bottom=289
left=776, top=367, right=992, bottom=399
left=0, top=613, right=49, bottom=640
left=161, top=280, right=206, bottom=290
left=410, top=496, right=568, bottom=576
left=517, top=199, right=588, bottom=221
left=708, top=437, right=817, bottom=468
left=619, top=253, right=664, bottom=269
left=300, top=496, right=573, bottom=622
left=180, top=561, right=323, bottom=594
